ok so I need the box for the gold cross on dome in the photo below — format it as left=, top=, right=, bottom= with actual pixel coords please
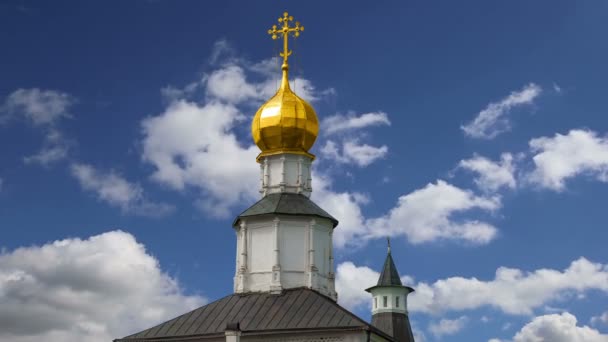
left=268, top=12, right=304, bottom=67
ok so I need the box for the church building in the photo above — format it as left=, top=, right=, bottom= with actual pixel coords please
left=115, top=12, right=415, bottom=342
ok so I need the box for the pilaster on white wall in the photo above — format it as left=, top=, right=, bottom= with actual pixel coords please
left=234, top=215, right=337, bottom=300
left=271, top=217, right=282, bottom=293
left=224, top=328, right=241, bottom=342
left=259, top=154, right=312, bottom=197
left=234, top=221, right=248, bottom=293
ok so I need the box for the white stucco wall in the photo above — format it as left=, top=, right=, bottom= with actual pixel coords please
left=369, top=287, right=410, bottom=315
left=260, top=154, right=312, bottom=197
left=234, top=215, right=336, bottom=300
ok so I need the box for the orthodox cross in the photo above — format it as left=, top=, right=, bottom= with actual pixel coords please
left=387, top=237, right=391, bottom=253
left=268, top=12, right=304, bottom=67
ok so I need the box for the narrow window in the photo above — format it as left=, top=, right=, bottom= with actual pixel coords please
left=374, top=297, right=377, bottom=309
left=396, top=296, right=400, bottom=308
left=383, top=296, right=387, bottom=307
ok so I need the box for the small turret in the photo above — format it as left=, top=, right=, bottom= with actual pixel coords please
left=366, top=239, right=415, bottom=342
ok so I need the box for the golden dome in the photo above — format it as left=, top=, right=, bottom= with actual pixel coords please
left=251, top=66, right=318, bottom=161
left=252, top=12, right=318, bottom=162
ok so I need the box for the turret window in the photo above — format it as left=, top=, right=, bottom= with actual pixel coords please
left=383, top=296, right=387, bottom=307
left=374, top=297, right=377, bottom=309
left=396, top=296, right=400, bottom=308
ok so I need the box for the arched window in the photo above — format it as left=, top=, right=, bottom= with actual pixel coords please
left=374, top=297, right=377, bottom=309
left=396, top=296, right=400, bottom=308
left=383, top=296, right=388, bottom=307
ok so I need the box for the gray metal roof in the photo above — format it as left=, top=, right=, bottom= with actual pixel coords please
left=115, top=288, right=390, bottom=341
left=233, top=193, right=338, bottom=227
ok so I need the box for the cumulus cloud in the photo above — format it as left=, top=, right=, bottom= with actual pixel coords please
left=320, top=140, right=388, bottom=167
left=0, top=230, right=206, bottom=342
left=322, top=112, right=391, bottom=135
left=205, top=65, right=259, bottom=104
left=428, top=316, right=468, bottom=338
left=71, top=163, right=174, bottom=217
left=366, top=180, right=500, bottom=245
left=335, top=262, right=379, bottom=310
left=336, top=257, right=608, bottom=316
left=314, top=178, right=500, bottom=248
left=506, top=312, right=608, bottom=342
left=527, top=129, right=608, bottom=190
left=461, top=83, right=541, bottom=139
left=1, top=88, right=74, bottom=126
left=412, top=257, right=608, bottom=315
left=311, top=173, right=369, bottom=248
left=140, top=100, right=259, bottom=218
left=458, top=153, right=517, bottom=192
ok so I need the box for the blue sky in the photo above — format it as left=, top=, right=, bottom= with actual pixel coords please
left=1, top=1, right=608, bottom=341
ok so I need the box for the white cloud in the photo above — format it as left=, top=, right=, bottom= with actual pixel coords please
left=71, top=163, right=174, bottom=218
left=412, top=257, right=608, bottom=315
left=510, top=312, right=608, bottom=342
left=322, top=112, right=391, bottom=135
left=208, top=39, right=236, bottom=65
left=458, top=153, right=517, bottom=192
left=428, top=316, right=468, bottom=338
left=335, top=262, right=378, bottom=310
left=1, top=88, right=74, bottom=165
left=366, top=180, right=500, bottom=245
left=140, top=99, right=259, bottom=218
left=336, top=257, right=608, bottom=316
left=311, top=173, right=369, bottom=248
left=0, top=230, right=206, bottom=342
left=461, top=83, right=541, bottom=139
left=1, top=88, right=74, bottom=126
left=527, top=129, right=608, bottom=190
left=24, top=145, right=68, bottom=166
left=314, top=178, right=500, bottom=248
left=553, top=83, right=562, bottom=94
left=23, top=128, right=70, bottom=166
left=591, top=311, right=608, bottom=326
left=321, top=140, right=388, bottom=167
left=205, top=65, right=258, bottom=104
left=203, top=63, right=328, bottom=105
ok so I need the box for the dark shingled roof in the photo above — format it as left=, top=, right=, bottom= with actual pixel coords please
left=114, top=288, right=392, bottom=341
left=371, top=312, right=415, bottom=342
left=365, top=251, right=415, bottom=293
left=233, top=193, right=338, bottom=227
left=377, top=252, right=402, bottom=286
